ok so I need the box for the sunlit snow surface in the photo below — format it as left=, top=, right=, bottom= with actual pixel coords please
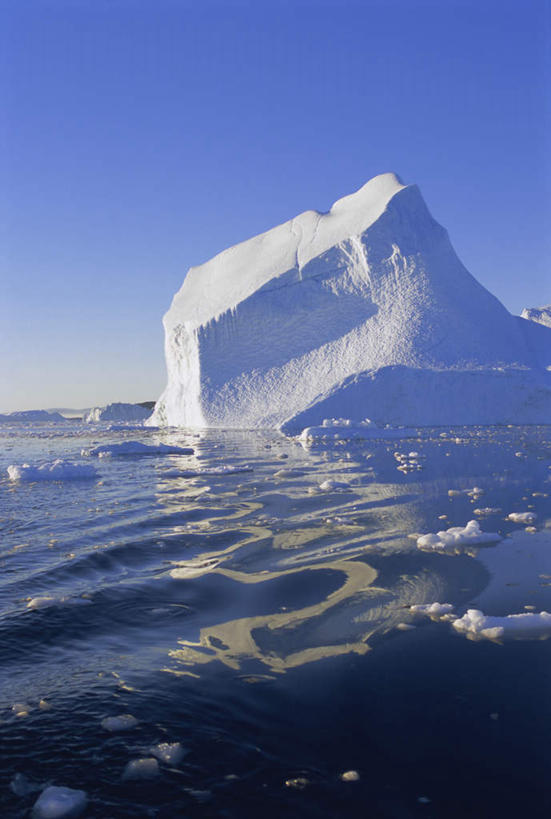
left=1, top=421, right=551, bottom=816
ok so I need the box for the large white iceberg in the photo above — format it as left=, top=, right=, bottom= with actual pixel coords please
left=150, top=173, right=551, bottom=429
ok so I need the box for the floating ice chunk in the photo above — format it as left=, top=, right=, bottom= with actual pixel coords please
left=11, top=772, right=42, bottom=796
left=417, top=520, right=501, bottom=553
left=448, top=487, right=484, bottom=498
left=27, top=596, right=91, bottom=610
left=452, top=609, right=551, bottom=641
left=340, top=770, right=360, bottom=782
left=12, top=702, right=32, bottom=716
left=7, top=460, right=98, bottom=482
left=285, top=777, right=310, bottom=790
left=122, top=758, right=160, bottom=780
left=149, top=742, right=187, bottom=765
left=32, top=785, right=87, bottom=818
left=410, top=603, right=454, bottom=619
left=101, top=714, right=138, bottom=731
left=300, top=419, right=415, bottom=445
left=507, top=512, right=537, bottom=524
left=473, top=507, right=502, bottom=516
left=82, top=441, right=193, bottom=457
left=319, top=479, right=350, bottom=491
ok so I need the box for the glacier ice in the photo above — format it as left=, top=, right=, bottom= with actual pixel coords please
left=521, top=304, right=551, bottom=329
left=84, top=402, right=152, bottom=423
left=150, top=173, right=551, bottom=429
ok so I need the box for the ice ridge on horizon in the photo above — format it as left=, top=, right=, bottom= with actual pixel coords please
left=150, top=173, right=551, bottom=429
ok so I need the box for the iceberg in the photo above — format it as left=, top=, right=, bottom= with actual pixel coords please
left=0, top=410, right=66, bottom=423
left=521, top=304, right=551, bottom=329
left=150, top=173, right=551, bottom=429
left=84, top=402, right=152, bottom=423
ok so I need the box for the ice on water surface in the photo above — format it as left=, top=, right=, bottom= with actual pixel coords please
left=1, top=420, right=551, bottom=816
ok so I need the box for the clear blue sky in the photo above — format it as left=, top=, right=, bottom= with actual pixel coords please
left=1, top=0, right=549, bottom=412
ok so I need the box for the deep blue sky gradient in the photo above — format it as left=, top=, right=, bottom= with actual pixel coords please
left=1, top=0, right=550, bottom=410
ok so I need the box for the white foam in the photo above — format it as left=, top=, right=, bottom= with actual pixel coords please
left=417, top=520, right=501, bottom=553
left=7, top=460, right=98, bottom=482
left=452, top=609, right=551, bottom=641
left=32, top=785, right=87, bottom=818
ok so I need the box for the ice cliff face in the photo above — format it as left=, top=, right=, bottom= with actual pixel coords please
left=151, top=173, right=551, bottom=429
left=84, top=403, right=152, bottom=424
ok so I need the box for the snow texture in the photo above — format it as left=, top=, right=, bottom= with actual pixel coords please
left=82, top=441, right=193, bottom=457
left=452, top=609, right=551, bottom=641
left=32, top=786, right=87, bottom=819
left=84, top=403, right=152, bottom=423
left=151, top=172, right=551, bottom=429
left=410, top=602, right=454, bottom=618
left=7, top=460, right=98, bottom=482
left=417, top=520, right=501, bottom=553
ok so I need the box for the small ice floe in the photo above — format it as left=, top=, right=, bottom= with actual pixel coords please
left=26, top=595, right=91, bottom=611
left=12, top=702, right=32, bottom=717
left=122, top=758, right=160, bottom=781
left=410, top=603, right=455, bottom=621
left=285, top=777, right=310, bottom=790
left=10, top=772, right=42, bottom=797
left=417, top=520, right=501, bottom=554
left=319, top=479, right=350, bottom=491
left=299, top=418, right=415, bottom=445
left=396, top=622, right=416, bottom=631
left=452, top=609, right=551, bottom=641
left=149, top=742, right=187, bottom=766
left=507, top=512, right=537, bottom=525
left=101, top=714, right=138, bottom=732
left=448, top=487, right=484, bottom=498
left=7, top=460, right=98, bottom=482
left=32, top=785, right=87, bottom=818
left=473, top=507, right=502, bottom=517
left=82, top=441, right=193, bottom=457
left=340, top=770, right=360, bottom=782
left=394, top=450, right=425, bottom=473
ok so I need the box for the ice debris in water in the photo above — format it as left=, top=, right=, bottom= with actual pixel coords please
left=448, top=487, right=484, bottom=498
left=32, top=785, right=87, bottom=819
left=319, top=479, right=351, bottom=491
left=299, top=418, right=415, bottom=445
left=394, top=450, right=425, bottom=472
left=149, top=742, right=187, bottom=765
left=452, top=609, right=551, bottom=641
left=417, top=520, right=501, bottom=553
left=101, top=714, right=138, bottom=731
left=122, top=758, right=160, bottom=780
left=10, top=772, right=42, bottom=797
left=82, top=441, right=193, bottom=457
left=340, top=770, right=361, bottom=782
left=7, top=460, right=98, bottom=482
left=507, top=512, right=537, bottom=524
left=410, top=603, right=455, bottom=620
left=27, top=595, right=91, bottom=610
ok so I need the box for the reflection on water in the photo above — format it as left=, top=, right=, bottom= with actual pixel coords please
left=1, top=423, right=551, bottom=816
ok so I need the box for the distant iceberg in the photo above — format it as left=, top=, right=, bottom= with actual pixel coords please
left=84, top=402, right=152, bottom=424
left=0, top=410, right=66, bottom=423
left=150, top=173, right=551, bottom=429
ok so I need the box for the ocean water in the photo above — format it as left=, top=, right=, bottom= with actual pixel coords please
left=1, top=422, right=551, bottom=817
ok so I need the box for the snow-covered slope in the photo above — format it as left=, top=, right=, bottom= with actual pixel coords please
left=151, top=173, right=551, bottom=429
left=84, top=403, right=152, bottom=424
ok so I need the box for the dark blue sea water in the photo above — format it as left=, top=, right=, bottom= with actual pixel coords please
left=1, top=422, right=551, bottom=817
